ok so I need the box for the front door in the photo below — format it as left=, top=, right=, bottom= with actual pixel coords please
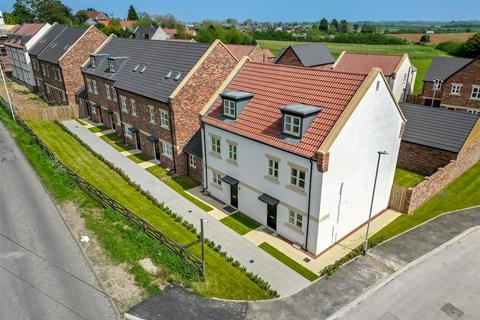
left=135, top=132, right=141, bottom=150
left=267, top=204, right=277, bottom=230
left=98, top=107, right=103, bottom=124
left=153, top=141, right=160, bottom=160
left=110, top=113, right=116, bottom=130
left=230, top=183, right=238, bottom=208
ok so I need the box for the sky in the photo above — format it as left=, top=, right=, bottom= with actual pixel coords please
left=1, top=0, right=479, bottom=22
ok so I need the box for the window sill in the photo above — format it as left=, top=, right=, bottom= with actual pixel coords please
left=149, top=121, right=156, bottom=125
left=449, top=93, right=460, bottom=96
left=209, top=152, right=222, bottom=159
left=284, top=222, right=304, bottom=235
left=469, top=98, right=480, bottom=101
left=162, top=154, right=173, bottom=160
left=286, top=184, right=306, bottom=196
left=189, top=164, right=197, bottom=169
left=160, top=125, right=170, bottom=130
left=264, top=175, right=280, bottom=184
left=226, top=158, right=238, bottom=166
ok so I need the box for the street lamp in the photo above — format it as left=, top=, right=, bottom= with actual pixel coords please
left=0, top=61, right=15, bottom=122
left=430, top=78, right=443, bottom=108
left=363, top=150, right=388, bottom=255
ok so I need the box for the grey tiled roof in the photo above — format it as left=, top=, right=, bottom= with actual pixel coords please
left=28, top=23, right=68, bottom=56
left=275, top=43, right=335, bottom=67
left=37, top=27, right=88, bottom=64
left=400, top=103, right=478, bottom=153
left=424, top=57, right=473, bottom=81
left=82, top=37, right=210, bottom=103
left=184, top=129, right=203, bottom=158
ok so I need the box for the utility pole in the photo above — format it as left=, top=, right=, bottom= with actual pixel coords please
left=200, top=218, right=206, bottom=274
left=0, top=62, right=15, bottom=122
left=363, top=151, right=388, bottom=255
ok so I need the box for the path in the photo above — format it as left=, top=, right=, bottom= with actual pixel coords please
left=62, top=120, right=310, bottom=297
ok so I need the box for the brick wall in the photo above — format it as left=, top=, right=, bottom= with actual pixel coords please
left=170, top=42, right=238, bottom=175
left=397, top=141, right=457, bottom=176
left=39, top=60, right=67, bottom=105
left=249, top=46, right=275, bottom=64
left=187, top=157, right=203, bottom=183
left=275, top=47, right=303, bottom=67
left=59, top=27, right=107, bottom=106
left=31, top=56, right=45, bottom=96
left=83, top=74, right=118, bottom=126
left=440, top=59, right=480, bottom=111
left=404, top=139, right=480, bottom=213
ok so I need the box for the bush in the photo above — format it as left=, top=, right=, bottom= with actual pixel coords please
left=436, top=41, right=465, bottom=56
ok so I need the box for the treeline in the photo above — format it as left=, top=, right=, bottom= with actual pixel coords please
left=195, top=24, right=255, bottom=44
left=436, top=33, right=480, bottom=58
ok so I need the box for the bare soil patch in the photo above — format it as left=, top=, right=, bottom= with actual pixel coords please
left=390, top=33, right=473, bottom=45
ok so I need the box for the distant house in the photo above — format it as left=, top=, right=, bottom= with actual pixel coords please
left=201, top=62, right=405, bottom=255
left=120, top=20, right=136, bottom=30
left=29, top=24, right=107, bottom=105
left=163, top=28, right=196, bottom=40
left=0, top=24, right=17, bottom=72
left=421, top=57, right=479, bottom=114
left=398, top=103, right=480, bottom=176
left=5, top=23, right=52, bottom=88
left=333, top=52, right=417, bottom=102
left=226, top=44, right=274, bottom=63
left=274, top=43, right=335, bottom=69
left=83, top=10, right=110, bottom=26
left=131, top=27, right=168, bottom=40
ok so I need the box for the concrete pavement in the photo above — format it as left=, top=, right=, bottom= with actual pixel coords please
left=0, top=122, right=118, bottom=319
left=62, top=120, right=310, bottom=297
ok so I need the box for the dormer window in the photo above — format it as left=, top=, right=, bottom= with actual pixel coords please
left=283, top=114, right=301, bottom=137
left=223, top=99, right=236, bottom=118
left=90, top=56, right=96, bottom=68
left=108, top=59, right=116, bottom=72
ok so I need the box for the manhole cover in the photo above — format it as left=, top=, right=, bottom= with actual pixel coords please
left=441, top=302, right=464, bottom=320
left=303, top=257, right=311, bottom=263
left=223, top=206, right=237, bottom=213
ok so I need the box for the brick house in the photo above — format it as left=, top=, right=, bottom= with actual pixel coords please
left=398, top=102, right=480, bottom=176
left=226, top=44, right=275, bottom=63
left=421, top=57, right=480, bottom=114
left=0, top=24, right=17, bottom=72
left=274, top=43, right=335, bottom=69
left=333, top=52, right=417, bottom=102
left=201, top=62, right=405, bottom=255
left=4, top=23, right=51, bottom=88
left=82, top=38, right=238, bottom=181
left=29, top=25, right=106, bottom=105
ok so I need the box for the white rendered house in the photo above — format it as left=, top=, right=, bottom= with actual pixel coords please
left=201, top=61, right=405, bottom=255
left=5, top=23, right=51, bottom=88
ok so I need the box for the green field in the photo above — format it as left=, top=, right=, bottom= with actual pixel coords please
left=26, top=120, right=273, bottom=300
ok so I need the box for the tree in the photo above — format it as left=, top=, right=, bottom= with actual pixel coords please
left=361, top=23, right=375, bottom=33
left=11, top=0, right=72, bottom=24
left=420, top=34, right=430, bottom=44
left=330, top=18, right=339, bottom=33
left=75, top=10, right=88, bottom=25
left=11, top=1, right=34, bottom=23
left=339, top=19, right=349, bottom=33
left=2, top=12, right=18, bottom=24
left=195, top=23, right=255, bottom=44
left=127, top=4, right=138, bottom=20
left=462, top=32, right=480, bottom=57
left=319, top=18, right=328, bottom=32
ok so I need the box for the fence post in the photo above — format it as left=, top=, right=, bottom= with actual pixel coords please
left=201, top=218, right=206, bottom=275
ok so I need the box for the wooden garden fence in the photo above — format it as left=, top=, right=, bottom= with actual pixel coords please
left=389, top=184, right=409, bottom=213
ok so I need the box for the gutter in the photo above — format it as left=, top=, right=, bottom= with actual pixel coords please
left=167, top=99, right=177, bottom=174
left=304, top=158, right=314, bottom=251
left=202, top=122, right=208, bottom=191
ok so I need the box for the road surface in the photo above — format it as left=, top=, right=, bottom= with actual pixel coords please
left=0, top=121, right=118, bottom=320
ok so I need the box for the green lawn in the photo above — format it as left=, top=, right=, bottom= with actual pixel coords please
left=220, top=212, right=261, bottom=235
left=99, top=132, right=130, bottom=152
left=75, top=119, right=87, bottom=126
left=411, top=59, right=432, bottom=95
left=146, top=165, right=170, bottom=179
left=374, top=161, right=480, bottom=241
left=394, top=168, right=425, bottom=188
left=257, top=40, right=451, bottom=59
left=259, top=242, right=318, bottom=282
left=88, top=125, right=109, bottom=133
left=27, top=120, right=273, bottom=300
left=128, top=152, right=153, bottom=163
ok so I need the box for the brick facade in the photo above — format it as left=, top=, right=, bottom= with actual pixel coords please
left=275, top=47, right=333, bottom=69
left=397, top=141, right=457, bottom=176
left=248, top=46, right=275, bottom=64
left=187, top=157, right=203, bottom=182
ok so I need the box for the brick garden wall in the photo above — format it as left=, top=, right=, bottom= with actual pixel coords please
left=397, top=141, right=457, bottom=176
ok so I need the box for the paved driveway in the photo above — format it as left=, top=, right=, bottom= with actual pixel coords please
left=0, top=122, right=118, bottom=319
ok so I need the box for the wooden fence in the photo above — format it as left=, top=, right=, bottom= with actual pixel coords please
left=389, top=184, right=409, bottom=213
left=0, top=98, right=204, bottom=273
left=15, top=105, right=79, bottom=121
left=405, top=94, right=424, bottom=105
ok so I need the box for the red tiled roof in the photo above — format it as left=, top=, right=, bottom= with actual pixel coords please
left=120, top=20, right=135, bottom=28
left=334, top=53, right=402, bottom=76
left=164, top=28, right=177, bottom=35
left=204, top=62, right=367, bottom=157
left=84, top=10, right=108, bottom=20
left=5, top=23, right=45, bottom=48
left=226, top=44, right=256, bottom=59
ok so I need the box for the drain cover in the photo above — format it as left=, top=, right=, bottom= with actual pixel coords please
left=303, top=257, right=311, bottom=263
left=249, top=259, right=255, bottom=263
left=441, top=302, right=464, bottom=320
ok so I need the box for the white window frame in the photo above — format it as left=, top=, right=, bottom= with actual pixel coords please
left=433, top=79, right=443, bottom=90
left=112, top=87, right=117, bottom=101
left=90, top=56, right=96, bottom=68
left=60, top=91, right=67, bottom=104
left=284, top=114, right=301, bottom=137
left=105, top=84, right=111, bottom=100
left=288, top=210, right=303, bottom=229
left=92, top=80, right=98, bottom=95
left=120, top=96, right=128, bottom=112
left=91, top=105, right=96, bottom=114
left=471, top=85, right=480, bottom=100
left=450, top=84, right=461, bottom=95
left=189, top=154, right=197, bottom=168
left=268, top=159, right=279, bottom=178
left=108, top=59, right=115, bottom=72
left=290, top=167, right=306, bottom=190
left=86, top=79, right=92, bottom=93
left=130, top=99, right=137, bottom=116
left=212, top=171, right=222, bottom=186
left=211, top=136, right=221, bottom=154
left=160, top=109, right=170, bottom=129
left=124, top=124, right=132, bottom=138
left=162, top=142, right=173, bottom=158
left=148, top=105, right=155, bottom=123
left=55, top=68, right=62, bottom=82
left=223, top=99, right=236, bottom=117
left=228, top=143, right=237, bottom=161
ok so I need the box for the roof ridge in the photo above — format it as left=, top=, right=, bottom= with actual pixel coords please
left=344, top=52, right=402, bottom=58
left=248, top=61, right=369, bottom=77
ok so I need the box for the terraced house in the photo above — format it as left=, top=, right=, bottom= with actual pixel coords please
left=82, top=38, right=238, bottom=180
left=29, top=24, right=106, bottom=105
left=4, top=23, right=51, bottom=88
left=201, top=62, right=405, bottom=255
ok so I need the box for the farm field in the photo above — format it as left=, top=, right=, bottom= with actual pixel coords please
left=390, top=33, right=473, bottom=45
left=257, top=40, right=447, bottom=94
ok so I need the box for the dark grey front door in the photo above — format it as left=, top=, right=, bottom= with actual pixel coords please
left=230, top=183, right=238, bottom=208
left=267, top=204, right=277, bottom=230
left=110, top=113, right=116, bottom=130
left=153, top=141, right=160, bottom=160
left=135, top=132, right=141, bottom=150
left=98, top=107, right=103, bottom=124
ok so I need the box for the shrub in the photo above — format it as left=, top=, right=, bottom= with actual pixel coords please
left=436, top=40, right=465, bottom=56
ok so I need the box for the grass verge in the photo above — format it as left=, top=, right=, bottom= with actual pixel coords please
left=259, top=242, right=318, bottom=282
left=221, top=212, right=261, bottom=235
left=128, top=152, right=152, bottom=163
left=25, top=119, right=274, bottom=300
left=89, top=125, right=109, bottom=133
left=99, top=132, right=130, bottom=152
left=394, top=168, right=424, bottom=188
